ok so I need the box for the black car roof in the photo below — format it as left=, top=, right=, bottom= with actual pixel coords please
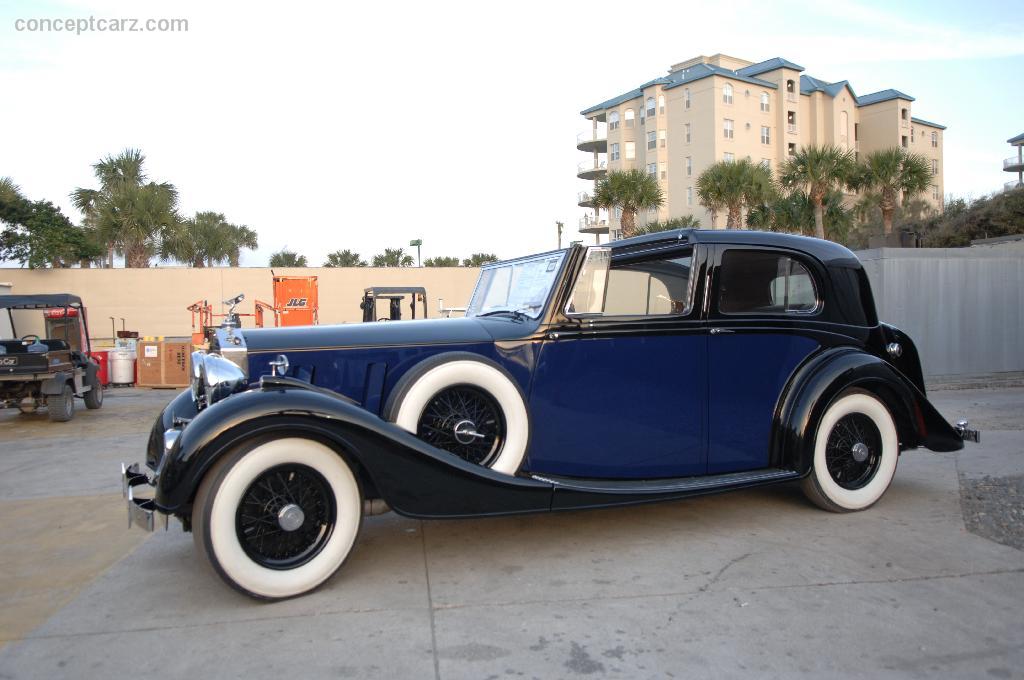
left=610, top=229, right=861, bottom=268
left=0, top=293, right=84, bottom=309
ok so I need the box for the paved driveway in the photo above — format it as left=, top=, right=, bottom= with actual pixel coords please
left=0, top=386, right=1021, bottom=679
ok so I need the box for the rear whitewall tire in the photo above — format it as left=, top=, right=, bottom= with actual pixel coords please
left=386, top=355, right=529, bottom=476
left=193, top=437, right=362, bottom=600
left=801, top=391, right=899, bottom=512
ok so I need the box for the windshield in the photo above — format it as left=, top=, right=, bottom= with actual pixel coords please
left=466, top=251, right=567, bottom=319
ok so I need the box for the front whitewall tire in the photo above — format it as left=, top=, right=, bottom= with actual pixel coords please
left=390, top=358, right=529, bottom=476
left=194, top=438, right=362, bottom=600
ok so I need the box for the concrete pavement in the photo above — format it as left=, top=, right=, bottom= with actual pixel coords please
left=0, top=386, right=1021, bottom=679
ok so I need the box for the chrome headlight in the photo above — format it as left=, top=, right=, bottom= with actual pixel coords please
left=191, top=351, right=246, bottom=408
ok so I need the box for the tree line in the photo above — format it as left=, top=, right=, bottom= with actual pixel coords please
left=1, top=149, right=257, bottom=268
left=269, top=248, right=500, bottom=268
left=592, top=145, right=938, bottom=246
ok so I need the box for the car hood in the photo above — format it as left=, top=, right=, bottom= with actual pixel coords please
left=239, top=316, right=532, bottom=354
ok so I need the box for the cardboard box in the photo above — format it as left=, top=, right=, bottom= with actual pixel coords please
left=136, top=341, right=190, bottom=387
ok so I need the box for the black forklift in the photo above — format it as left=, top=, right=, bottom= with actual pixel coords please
left=0, top=294, right=103, bottom=421
left=359, top=287, right=428, bottom=322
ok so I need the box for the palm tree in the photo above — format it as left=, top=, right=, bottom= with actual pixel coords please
left=323, top=249, right=367, bottom=267
left=269, top=249, right=308, bottom=267
left=592, top=169, right=664, bottom=238
left=777, top=144, right=856, bottom=240
left=462, top=253, right=499, bottom=267
left=424, top=256, right=461, bottom=267
left=160, top=212, right=258, bottom=267
left=372, top=248, right=415, bottom=267
left=71, top=149, right=179, bottom=267
left=632, top=215, right=702, bottom=235
left=696, top=160, right=773, bottom=229
left=749, top=190, right=853, bottom=242
left=852, top=148, right=932, bottom=235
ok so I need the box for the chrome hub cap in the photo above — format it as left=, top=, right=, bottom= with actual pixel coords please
left=453, top=419, right=483, bottom=445
left=277, top=503, right=305, bottom=532
left=851, top=442, right=869, bottom=463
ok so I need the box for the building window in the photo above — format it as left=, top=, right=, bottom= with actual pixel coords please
left=658, top=95, right=665, bottom=114
left=723, top=83, right=733, bottom=104
left=932, top=159, right=938, bottom=175
left=658, top=129, right=666, bottom=148
left=610, top=143, right=620, bottom=161
left=614, top=207, right=622, bottom=219
left=685, top=123, right=691, bottom=143
left=786, top=80, right=795, bottom=93
left=625, top=108, right=635, bottom=128
left=911, top=127, right=915, bottom=143
left=931, top=131, right=938, bottom=148
left=608, top=111, right=620, bottom=130
left=625, top=141, right=635, bottom=160
left=686, top=156, right=692, bottom=176
left=761, top=125, right=770, bottom=145
left=786, top=79, right=796, bottom=101
left=723, top=118, right=734, bottom=139
left=760, top=92, right=770, bottom=112
left=687, top=186, right=693, bottom=205
left=787, top=110, right=797, bottom=133
left=901, top=108, right=908, bottom=120
left=684, top=89, right=691, bottom=109
left=901, top=136, right=908, bottom=148
left=647, top=130, right=657, bottom=150
left=932, top=184, right=940, bottom=200
left=646, top=97, right=656, bottom=118
left=761, top=158, right=771, bottom=169
left=854, top=123, right=859, bottom=141
left=724, top=152, right=735, bottom=162
left=788, top=143, right=796, bottom=156
left=659, top=162, right=667, bottom=180
left=647, top=162, right=657, bottom=177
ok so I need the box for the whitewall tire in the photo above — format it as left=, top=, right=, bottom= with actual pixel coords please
left=193, top=437, right=362, bottom=600
left=385, top=354, right=529, bottom=476
left=801, top=391, right=899, bottom=512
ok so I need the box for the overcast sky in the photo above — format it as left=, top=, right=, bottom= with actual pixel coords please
left=1, top=0, right=1022, bottom=267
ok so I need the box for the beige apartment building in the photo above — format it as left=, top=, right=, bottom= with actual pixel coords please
left=576, top=54, right=946, bottom=239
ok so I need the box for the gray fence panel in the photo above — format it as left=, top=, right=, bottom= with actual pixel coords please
left=856, top=248, right=1024, bottom=378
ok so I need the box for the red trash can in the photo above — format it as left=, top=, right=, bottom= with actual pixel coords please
left=89, top=350, right=111, bottom=386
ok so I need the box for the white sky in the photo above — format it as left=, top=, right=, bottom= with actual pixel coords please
left=1, top=0, right=1022, bottom=266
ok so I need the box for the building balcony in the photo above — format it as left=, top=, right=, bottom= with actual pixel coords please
left=577, top=160, right=607, bottom=180
left=578, top=216, right=609, bottom=234
left=787, top=124, right=798, bottom=134
left=1003, top=156, right=1024, bottom=172
left=577, top=130, right=608, bottom=153
left=786, top=93, right=797, bottom=103
left=1005, top=180, right=1023, bottom=192
left=577, top=191, right=595, bottom=208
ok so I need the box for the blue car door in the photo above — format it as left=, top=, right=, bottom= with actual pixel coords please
left=706, top=246, right=824, bottom=474
left=526, top=244, right=708, bottom=479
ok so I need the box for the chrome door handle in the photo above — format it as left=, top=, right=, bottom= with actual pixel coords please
left=710, top=328, right=735, bottom=335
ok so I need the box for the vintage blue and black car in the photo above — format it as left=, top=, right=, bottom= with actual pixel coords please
left=122, top=229, right=979, bottom=599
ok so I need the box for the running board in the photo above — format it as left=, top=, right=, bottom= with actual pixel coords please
left=531, top=468, right=800, bottom=511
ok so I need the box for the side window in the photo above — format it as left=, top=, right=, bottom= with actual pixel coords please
left=568, top=248, right=693, bottom=317
left=718, top=250, right=819, bottom=315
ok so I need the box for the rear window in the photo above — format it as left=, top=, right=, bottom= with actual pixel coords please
left=718, top=250, right=819, bottom=315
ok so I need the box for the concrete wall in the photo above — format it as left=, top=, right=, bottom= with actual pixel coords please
left=0, top=267, right=480, bottom=343
left=857, top=248, right=1024, bottom=378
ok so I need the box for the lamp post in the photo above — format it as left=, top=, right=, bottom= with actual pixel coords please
left=409, top=239, right=423, bottom=267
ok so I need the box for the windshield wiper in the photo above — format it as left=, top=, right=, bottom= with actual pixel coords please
left=476, top=309, right=527, bottom=321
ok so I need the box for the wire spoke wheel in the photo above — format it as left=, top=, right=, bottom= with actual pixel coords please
left=417, top=385, right=506, bottom=466
left=235, top=463, right=336, bottom=569
left=825, top=413, right=883, bottom=490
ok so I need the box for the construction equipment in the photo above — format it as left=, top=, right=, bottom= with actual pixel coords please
left=255, top=275, right=319, bottom=328
left=360, top=287, right=427, bottom=322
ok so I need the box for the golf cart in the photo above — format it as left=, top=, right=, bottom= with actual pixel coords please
left=0, top=294, right=103, bottom=421
left=359, top=287, right=428, bottom=322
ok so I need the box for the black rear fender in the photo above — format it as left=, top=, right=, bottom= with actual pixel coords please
left=154, top=386, right=552, bottom=519
left=776, top=348, right=962, bottom=474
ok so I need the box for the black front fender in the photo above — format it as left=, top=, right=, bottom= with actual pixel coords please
left=776, top=348, right=963, bottom=474
left=153, top=384, right=552, bottom=519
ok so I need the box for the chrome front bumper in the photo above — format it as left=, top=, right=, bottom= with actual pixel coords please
left=121, top=462, right=168, bottom=532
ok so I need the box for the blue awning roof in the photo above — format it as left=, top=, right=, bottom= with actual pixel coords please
left=736, top=57, right=805, bottom=76
left=911, top=117, right=946, bottom=130
left=1008, top=132, right=1024, bottom=145
left=857, top=89, right=915, bottom=106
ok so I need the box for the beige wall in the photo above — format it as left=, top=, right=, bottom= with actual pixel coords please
left=1, top=267, right=481, bottom=343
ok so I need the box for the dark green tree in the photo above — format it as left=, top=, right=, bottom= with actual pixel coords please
left=462, top=253, right=499, bottom=267
left=269, top=249, right=308, bottom=267
left=424, top=255, right=461, bottom=267
left=372, top=248, right=415, bottom=267
left=323, top=249, right=367, bottom=267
